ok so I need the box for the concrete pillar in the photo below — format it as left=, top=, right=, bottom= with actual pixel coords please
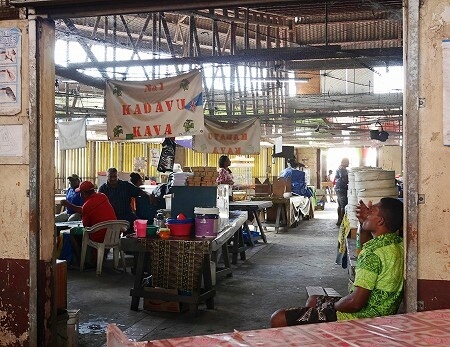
left=411, top=0, right=450, bottom=310
left=0, top=17, right=56, bottom=345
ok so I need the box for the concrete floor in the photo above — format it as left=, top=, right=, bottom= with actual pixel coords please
left=67, top=201, right=352, bottom=346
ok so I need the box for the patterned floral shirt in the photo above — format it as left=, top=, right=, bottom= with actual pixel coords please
left=337, top=232, right=404, bottom=320
left=216, top=168, right=234, bottom=185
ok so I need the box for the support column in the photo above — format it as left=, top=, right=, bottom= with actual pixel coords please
left=0, top=16, right=56, bottom=345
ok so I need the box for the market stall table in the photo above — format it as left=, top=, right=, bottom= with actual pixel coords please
left=229, top=200, right=272, bottom=244
left=120, top=211, right=247, bottom=315
left=55, top=221, right=83, bottom=235
left=55, top=195, right=66, bottom=213
left=252, top=196, right=313, bottom=232
left=107, top=309, right=450, bottom=346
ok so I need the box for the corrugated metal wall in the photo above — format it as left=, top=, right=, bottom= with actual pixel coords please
left=55, top=140, right=287, bottom=191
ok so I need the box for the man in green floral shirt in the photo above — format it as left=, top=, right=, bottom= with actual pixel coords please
left=271, top=197, right=404, bottom=327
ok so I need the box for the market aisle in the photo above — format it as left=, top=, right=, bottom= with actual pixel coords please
left=67, top=201, right=350, bottom=346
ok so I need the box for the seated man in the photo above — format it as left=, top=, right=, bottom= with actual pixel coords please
left=271, top=197, right=404, bottom=327
left=130, top=172, right=159, bottom=222
left=77, top=181, right=117, bottom=241
left=55, top=174, right=83, bottom=222
left=99, top=167, right=150, bottom=233
left=62, top=181, right=117, bottom=265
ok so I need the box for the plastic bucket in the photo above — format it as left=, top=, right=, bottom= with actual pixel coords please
left=164, top=194, right=172, bottom=210
left=134, top=219, right=148, bottom=238
left=146, top=225, right=158, bottom=236
left=194, top=207, right=219, bottom=238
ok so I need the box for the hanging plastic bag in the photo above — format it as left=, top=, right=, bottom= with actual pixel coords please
left=157, top=137, right=176, bottom=173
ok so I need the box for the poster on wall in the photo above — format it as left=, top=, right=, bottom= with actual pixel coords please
left=105, top=70, right=204, bottom=140
left=0, top=124, right=23, bottom=156
left=443, top=40, right=450, bottom=145
left=150, top=148, right=160, bottom=167
left=193, top=118, right=260, bottom=154
left=0, top=27, right=21, bottom=115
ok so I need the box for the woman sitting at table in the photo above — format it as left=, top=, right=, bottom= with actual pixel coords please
left=278, top=157, right=312, bottom=198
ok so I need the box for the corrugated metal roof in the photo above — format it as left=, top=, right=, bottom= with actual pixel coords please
left=6, top=0, right=404, bottom=146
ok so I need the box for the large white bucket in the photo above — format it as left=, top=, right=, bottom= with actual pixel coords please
left=358, top=186, right=398, bottom=197
left=355, top=179, right=395, bottom=190
left=359, top=195, right=398, bottom=205
left=354, top=170, right=395, bottom=182
left=164, top=194, right=172, bottom=210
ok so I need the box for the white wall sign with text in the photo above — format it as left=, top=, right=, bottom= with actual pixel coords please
left=0, top=27, right=21, bottom=115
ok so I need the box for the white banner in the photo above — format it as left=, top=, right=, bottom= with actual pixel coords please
left=193, top=118, right=260, bottom=154
left=106, top=70, right=204, bottom=140
left=57, top=119, right=86, bottom=150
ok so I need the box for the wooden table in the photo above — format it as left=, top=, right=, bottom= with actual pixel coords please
left=229, top=200, right=272, bottom=244
left=108, top=309, right=450, bottom=346
left=251, top=196, right=313, bottom=233
left=120, top=212, right=247, bottom=315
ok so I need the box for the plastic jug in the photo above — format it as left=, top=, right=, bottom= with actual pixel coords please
left=134, top=219, right=148, bottom=238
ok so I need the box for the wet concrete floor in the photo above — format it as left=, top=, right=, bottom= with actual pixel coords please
left=67, top=201, right=352, bottom=346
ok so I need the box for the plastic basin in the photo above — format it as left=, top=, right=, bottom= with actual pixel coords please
left=166, top=222, right=193, bottom=237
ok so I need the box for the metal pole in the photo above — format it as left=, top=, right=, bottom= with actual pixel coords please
left=404, top=0, right=419, bottom=313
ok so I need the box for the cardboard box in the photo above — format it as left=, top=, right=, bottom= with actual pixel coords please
left=143, top=288, right=183, bottom=313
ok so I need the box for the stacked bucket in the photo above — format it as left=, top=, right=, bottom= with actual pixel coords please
left=347, top=167, right=398, bottom=228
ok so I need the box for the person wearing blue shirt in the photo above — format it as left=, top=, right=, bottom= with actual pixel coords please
left=56, top=174, right=84, bottom=222
left=278, top=158, right=312, bottom=198
left=98, top=168, right=150, bottom=233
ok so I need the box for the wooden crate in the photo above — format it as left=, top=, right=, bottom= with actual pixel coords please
left=55, top=259, right=67, bottom=312
left=143, top=288, right=183, bottom=313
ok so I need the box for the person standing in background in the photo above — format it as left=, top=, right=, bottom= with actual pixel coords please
left=326, top=170, right=334, bottom=182
left=325, top=170, right=336, bottom=203
left=216, top=155, right=234, bottom=186
left=334, top=158, right=350, bottom=226
left=56, top=174, right=83, bottom=222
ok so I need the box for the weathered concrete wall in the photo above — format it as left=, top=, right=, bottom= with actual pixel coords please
left=296, top=148, right=318, bottom=187
left=378, top=145, right=402, bottom=175
left=417, top=1, right=450, bottom=309
left=0, top=17, right=56, bottom=346
left=0, top=19, right=31, bottom=346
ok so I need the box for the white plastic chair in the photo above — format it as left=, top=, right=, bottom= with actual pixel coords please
left=80, top=220, right=130, bottom=276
